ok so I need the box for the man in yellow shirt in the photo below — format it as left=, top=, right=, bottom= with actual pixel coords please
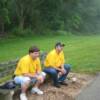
left=14, top=46, right=46, bottom=100
left=44, top=42, right=71, bottom=88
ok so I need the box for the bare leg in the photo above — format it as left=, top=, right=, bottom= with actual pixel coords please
left=31, top=76, right=44, bottom=95
left=21, top=81, right=30, bottom=93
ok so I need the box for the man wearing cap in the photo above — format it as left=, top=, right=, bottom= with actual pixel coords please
left=43, top=42, right=71, bottom=88
left=14, top=46, right=46, bottom=100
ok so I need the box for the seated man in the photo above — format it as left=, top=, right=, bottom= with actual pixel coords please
left=43, top=42, right=71, bottom=88
left=14, top=46, right=46, bottom=100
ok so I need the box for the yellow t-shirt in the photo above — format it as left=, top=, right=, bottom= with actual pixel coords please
left=44, top=49, right=65, bottom=68
left=14, top=55, right=41, bottom=76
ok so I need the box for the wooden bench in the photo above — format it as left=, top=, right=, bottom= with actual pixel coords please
left=0, top=52, right=47, bottom=100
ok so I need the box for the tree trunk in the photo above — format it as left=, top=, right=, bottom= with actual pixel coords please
left=0, top=19, right=5, bottom=36
left=19, top=18, right=24, bottom=29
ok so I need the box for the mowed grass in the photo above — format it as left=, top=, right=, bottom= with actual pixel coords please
left=0, top=34, right=100, bottom=74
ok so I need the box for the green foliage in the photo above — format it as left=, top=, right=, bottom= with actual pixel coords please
left=0, top=0, right=10, bottom=33
left=0, top=0, right=100, bottom=35
left=11, top=27, right=34, bottom=36
left=76, top=0, right=100, bottom=33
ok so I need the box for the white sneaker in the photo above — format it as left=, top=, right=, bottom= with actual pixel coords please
left=31, top=87, right=43, bottom=95
left=20, top=93, right=28, bottom=100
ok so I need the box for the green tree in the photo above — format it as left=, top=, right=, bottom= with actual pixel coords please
left=0, top=0, right=10, bottom=34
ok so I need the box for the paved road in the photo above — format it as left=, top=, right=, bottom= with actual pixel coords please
left=76, top=74, right=100, bottom=100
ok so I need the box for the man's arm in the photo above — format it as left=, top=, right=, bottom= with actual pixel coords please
left=23, top=73, right=36, bottom=78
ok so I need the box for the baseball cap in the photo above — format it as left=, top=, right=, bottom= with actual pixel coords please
left=55, top=42, right=65, bottom=47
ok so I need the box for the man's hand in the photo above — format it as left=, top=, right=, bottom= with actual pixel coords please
left=60, top=68, right=66, bottom=74
left=56, top=67, right=66, bottom=74
left=60, top=64, right=66, bottom=74
left=35, top=74, right=44, bottom=83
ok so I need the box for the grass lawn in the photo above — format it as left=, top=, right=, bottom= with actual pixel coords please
left=0, top=34, right=100, bottom=74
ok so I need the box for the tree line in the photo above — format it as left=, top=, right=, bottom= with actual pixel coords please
left=0, top=0, right=100, bottom=36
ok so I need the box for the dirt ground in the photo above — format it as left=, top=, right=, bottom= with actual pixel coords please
left=14, top=73, right=95, bottom=100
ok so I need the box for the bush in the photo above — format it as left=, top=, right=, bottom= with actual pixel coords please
left=11, top=27, right=34, bottom=37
